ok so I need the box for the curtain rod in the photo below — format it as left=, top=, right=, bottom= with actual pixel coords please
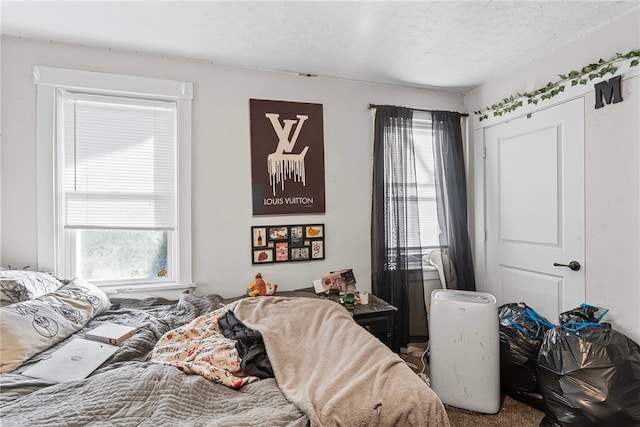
left=368, top=103, right=469, bottom=117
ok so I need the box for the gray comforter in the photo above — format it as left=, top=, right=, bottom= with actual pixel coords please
left=0, top=293, right=448, bottom=426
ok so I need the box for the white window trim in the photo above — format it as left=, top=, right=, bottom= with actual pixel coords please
left=33, top=66, right=193, bottom=288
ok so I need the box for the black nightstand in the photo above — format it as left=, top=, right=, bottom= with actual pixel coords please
left=290, top=287, right=397, bottom=349
left=352, top=294, right=397, bottom=349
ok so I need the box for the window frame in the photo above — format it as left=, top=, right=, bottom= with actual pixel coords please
left=34, top=66, right=193, bottom=290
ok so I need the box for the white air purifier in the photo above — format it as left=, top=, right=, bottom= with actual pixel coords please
left=428, top=289, right=500, bottom=414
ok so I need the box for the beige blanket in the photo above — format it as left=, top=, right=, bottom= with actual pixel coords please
left=232, top=296, right=450, bottom=427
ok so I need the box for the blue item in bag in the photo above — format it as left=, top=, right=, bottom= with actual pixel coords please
left=498, top=302, right=555, bottom=411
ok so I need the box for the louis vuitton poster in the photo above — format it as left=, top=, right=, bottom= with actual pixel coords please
left=250, top=99, right=326, bottom=215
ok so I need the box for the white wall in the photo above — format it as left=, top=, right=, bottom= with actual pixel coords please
left=465, top=8, right=640, bottom=343
left=0, top=49, right=2, bottom=264
left=0, top=35, right=462, bottom=299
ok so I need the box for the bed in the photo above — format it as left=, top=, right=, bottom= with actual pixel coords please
left=0, top=271, right=449, bottom=426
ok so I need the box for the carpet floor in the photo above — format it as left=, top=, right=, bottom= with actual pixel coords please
left=400, top=354, right=545, bottom=427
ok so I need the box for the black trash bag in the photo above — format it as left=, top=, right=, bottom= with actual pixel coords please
left=498, top=302, right=555, bottom=411
left=537, top=304, right=640, bottom=427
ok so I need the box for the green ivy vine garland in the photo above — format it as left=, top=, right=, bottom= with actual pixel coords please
left=475, top=49, right=640, bottom=121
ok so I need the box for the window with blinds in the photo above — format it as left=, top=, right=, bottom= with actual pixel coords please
left=34, top=66, right=192, bottom=290
left=385, top=111, right=440, bottom=266
left=60, top=93, right=177, bottom=283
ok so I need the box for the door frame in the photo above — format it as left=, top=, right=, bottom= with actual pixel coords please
left=470, top=78, right=604, bottom=295
left=483, top=99, right=585, bottom=317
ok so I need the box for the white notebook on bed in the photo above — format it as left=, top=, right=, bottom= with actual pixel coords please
left=22, top=338, right=119, bottom=383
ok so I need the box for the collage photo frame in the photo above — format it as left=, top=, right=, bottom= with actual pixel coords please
left=251, top=224, right=325, bottom=264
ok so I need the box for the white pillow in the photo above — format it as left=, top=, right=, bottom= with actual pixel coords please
left=0, top=270, right=64, bottom=304
left=0, top=277, right=111, bottom=373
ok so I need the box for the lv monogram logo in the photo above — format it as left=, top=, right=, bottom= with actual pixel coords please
left=266, top=113, right=308, bottom=155
left=265, top=113, right=310, bottom=195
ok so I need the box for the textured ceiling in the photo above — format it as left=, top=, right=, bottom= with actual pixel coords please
left=2, top=1, right=639, bottom=93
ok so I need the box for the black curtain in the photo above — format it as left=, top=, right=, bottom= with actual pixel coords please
left=371, top=105, right=422, bottom=352
left=432, top=111, right=476, bottom=291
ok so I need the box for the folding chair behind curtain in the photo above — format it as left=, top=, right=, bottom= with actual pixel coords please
left=371, top=106, right=475, bottom=351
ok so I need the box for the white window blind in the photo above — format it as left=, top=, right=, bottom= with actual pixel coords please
left=61, top=92, right=177, bottom=230
left=386, top=111, right=440, bottom=255
left=412, top=111, right=440, bottom=249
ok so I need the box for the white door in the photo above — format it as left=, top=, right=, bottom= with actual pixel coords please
left=484, top=97, right=585, bottom=323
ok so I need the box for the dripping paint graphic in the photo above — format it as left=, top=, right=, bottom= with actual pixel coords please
left=250, top=99, right=326, bottom=215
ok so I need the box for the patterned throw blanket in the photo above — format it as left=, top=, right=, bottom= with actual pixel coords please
left=150, top=304, right=259, bottom=389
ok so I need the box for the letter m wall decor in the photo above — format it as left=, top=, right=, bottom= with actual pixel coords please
left=249, top=99, right=326, bottom=215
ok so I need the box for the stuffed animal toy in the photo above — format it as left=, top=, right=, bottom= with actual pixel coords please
left=247, top=273, right=278, bottom=297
